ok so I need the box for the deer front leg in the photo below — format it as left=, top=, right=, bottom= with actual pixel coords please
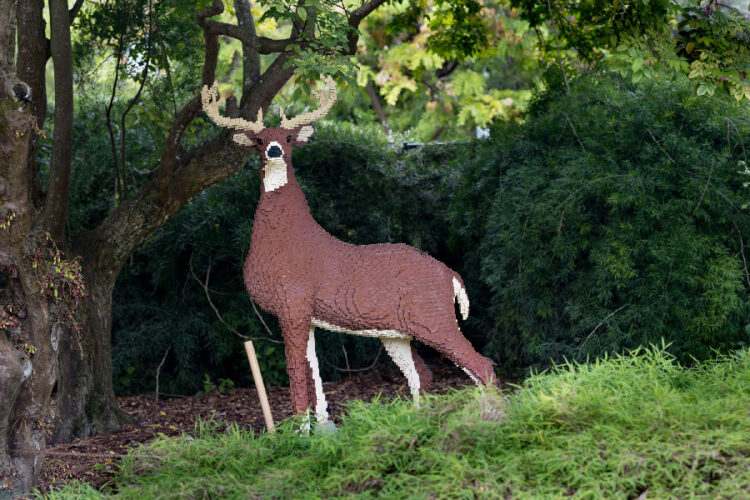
left=280, top=315, right=317, bottom=417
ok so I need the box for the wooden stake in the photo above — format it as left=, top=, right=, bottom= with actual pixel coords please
left=244, top=340, right=276, bottom=434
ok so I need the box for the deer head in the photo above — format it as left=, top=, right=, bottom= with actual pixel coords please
left=201, top=77, right=337, bottom=192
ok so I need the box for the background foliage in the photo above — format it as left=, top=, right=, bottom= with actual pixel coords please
left=452, top=73, right=750, bottom=374
left=67, top=71, right=749, bottom=393
left=53, top=0, right=750, bottom=392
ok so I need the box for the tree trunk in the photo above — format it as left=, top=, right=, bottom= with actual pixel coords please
left=0, top=56, right=57, bottom=497
left=52, top=271, right=133, bottom=441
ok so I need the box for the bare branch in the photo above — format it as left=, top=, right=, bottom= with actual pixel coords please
left=234, top=0, right=261, bottom=96
left=324, top=346, right=383, bottom=373
left=564, top=112, right=585, bottom=152
left=346, top=0, right=388, bottom=53
left=578, top=304, right=629, bottom=355
left=189, top=253, right=247, bottom=340
left=119, top=0, right=153, bottom=200
left=155, top=344, right=171, bottom=401
left=105, top=5, right=127, bottom=202
left=203, top=20, right=298, bottom=54
left=647, top=127, right=674, bottom=163
left=365, top=82, right=389, bottom=134
left=69, top=0, right=84, bottom=22
left=188, top=253, right=283, bottom=344
left=157, top=0, right=224, bottom=187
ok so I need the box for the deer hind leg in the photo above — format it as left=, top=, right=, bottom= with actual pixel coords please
left=410, top=320, right=495, bottom=387
left=305, top=327, right=329, bottom=424
left=411, top=343, right=433, bottom=392
left=382, top=337, right=423, bottom=406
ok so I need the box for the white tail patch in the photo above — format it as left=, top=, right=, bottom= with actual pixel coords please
left=453, top=277, right=469, bottom=320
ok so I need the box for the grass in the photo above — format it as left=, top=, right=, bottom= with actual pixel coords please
left=42, top=346, right=750, bottom=499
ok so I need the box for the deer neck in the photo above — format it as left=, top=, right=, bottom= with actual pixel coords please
left=257, top=166, right=311, bottom=219
left=263, top=157, right=289, bottom=192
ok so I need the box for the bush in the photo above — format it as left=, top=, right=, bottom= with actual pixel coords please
left=454, top=73, right=750, bottom=374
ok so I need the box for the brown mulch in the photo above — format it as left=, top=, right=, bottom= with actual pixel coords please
left=37, top=361, right=477, bottom=494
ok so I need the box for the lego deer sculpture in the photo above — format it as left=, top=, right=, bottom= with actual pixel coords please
left=202, top=77, right=495, bottom=425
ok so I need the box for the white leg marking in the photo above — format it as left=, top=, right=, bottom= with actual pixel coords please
left=382, top=338, right=421, bottom=407
left=306, top=328, right=329, bottom=423
left=460, top=366, right=480, bottom=386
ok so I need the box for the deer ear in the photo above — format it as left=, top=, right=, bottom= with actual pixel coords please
left=294, top=125, right=315, bottom=145
left=233, top=132, right=255, bottom=148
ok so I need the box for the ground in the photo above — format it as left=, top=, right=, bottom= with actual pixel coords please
left=37, top=361, right=478, bottom=493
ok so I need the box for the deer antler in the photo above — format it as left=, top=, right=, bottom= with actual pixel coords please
left=201, top=82, right=265, bottom=133
left=280, top=76, right=337, bottom=130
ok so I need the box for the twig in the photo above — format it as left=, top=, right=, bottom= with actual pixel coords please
left=155, top=344, right=171, bottom=401
left=342, top=344, right=351, bottom=372
left=249, top=299, right=283, bottom=344
left=189, top=253, right=246, bottom=340
left=578, top=304, right=629, bottom=355
left=325, top=345, right=383, bottom=373
left=564, top=113, right=585, bottom=152
left=690, top=160, right=714, bottom=220
left=733, top=221, right=750, bottom=289
left=188, top=253, right=283, bottom=344
left=646, top=127, right=674, bottom=163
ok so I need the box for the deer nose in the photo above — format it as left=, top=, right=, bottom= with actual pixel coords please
left=267, top=145, right=283, bottom=158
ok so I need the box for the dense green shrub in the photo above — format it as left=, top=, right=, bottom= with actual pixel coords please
left=454, top=74, right=750, bottom=374
left=110, top=123, right=462, bottom=394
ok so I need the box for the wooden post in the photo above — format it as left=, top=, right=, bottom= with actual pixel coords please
left=244, top=340, right=276, bottom=434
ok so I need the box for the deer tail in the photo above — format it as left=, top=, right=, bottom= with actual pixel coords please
left=451, top=275, right=470, bottom=321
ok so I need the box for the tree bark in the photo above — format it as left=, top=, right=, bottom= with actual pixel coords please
left=16, top=0, right=47, bottom=209
left=0, top=57, right=57, bottom=497
left=45, top=0, right=74, bottom=244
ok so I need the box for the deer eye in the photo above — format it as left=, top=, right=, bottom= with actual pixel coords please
left=286, top=135, right=292, bottom=143
left=256, top=138, right=263, bottom=146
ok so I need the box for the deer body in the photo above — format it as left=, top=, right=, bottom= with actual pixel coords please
left=202, top=78, right=495, bottom=425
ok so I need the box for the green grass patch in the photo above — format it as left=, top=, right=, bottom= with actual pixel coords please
left=43, top=346, right=750, bottom=499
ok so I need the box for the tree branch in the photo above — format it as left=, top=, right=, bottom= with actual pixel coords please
left=156, top=0, right=223, bottom=189
left=119, top=0, right=153, bottom=200
left=365, top=82, right=389, bottom=134
left=203, top=20, right=299, bottom=54
left=234, top=0, right=261, bottom=98
left=346, top=0, right=388, bottom=53
left=45, top=0, right=75, bottom=244
left=105, top=5, right=127, bottom=202
left=69, top=0, right=84, bottom=22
